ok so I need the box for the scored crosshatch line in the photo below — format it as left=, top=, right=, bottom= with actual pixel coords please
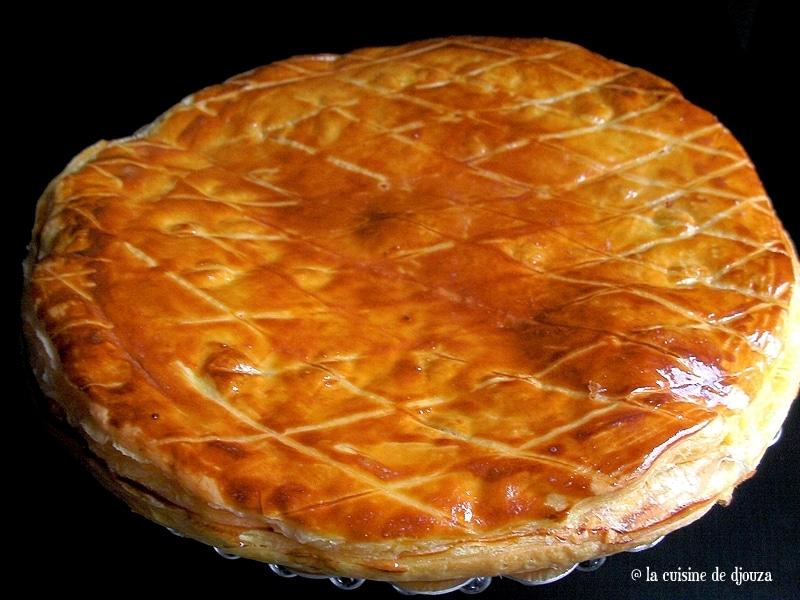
left=266, top=135, right=319, bottom=155
left=177, top=311, right=298, bottom=324
left=281, top=406, right=398, bottom=437
left=325, top=156, right=391, bottom=186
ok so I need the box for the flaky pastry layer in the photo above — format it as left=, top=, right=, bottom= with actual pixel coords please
left=22, top=37, right=800, bottom=583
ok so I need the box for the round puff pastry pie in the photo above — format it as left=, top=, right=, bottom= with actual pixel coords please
left=22, top=37, right=800, bottom=587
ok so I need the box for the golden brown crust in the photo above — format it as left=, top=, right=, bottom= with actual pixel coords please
left=22, top=37, right=800, bottom=582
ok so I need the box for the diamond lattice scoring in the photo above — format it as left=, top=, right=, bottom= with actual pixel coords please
left=33, top=38, right=794, bottom=541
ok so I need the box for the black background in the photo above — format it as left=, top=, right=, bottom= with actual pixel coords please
left=12, top=3, right=797, bottom=598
